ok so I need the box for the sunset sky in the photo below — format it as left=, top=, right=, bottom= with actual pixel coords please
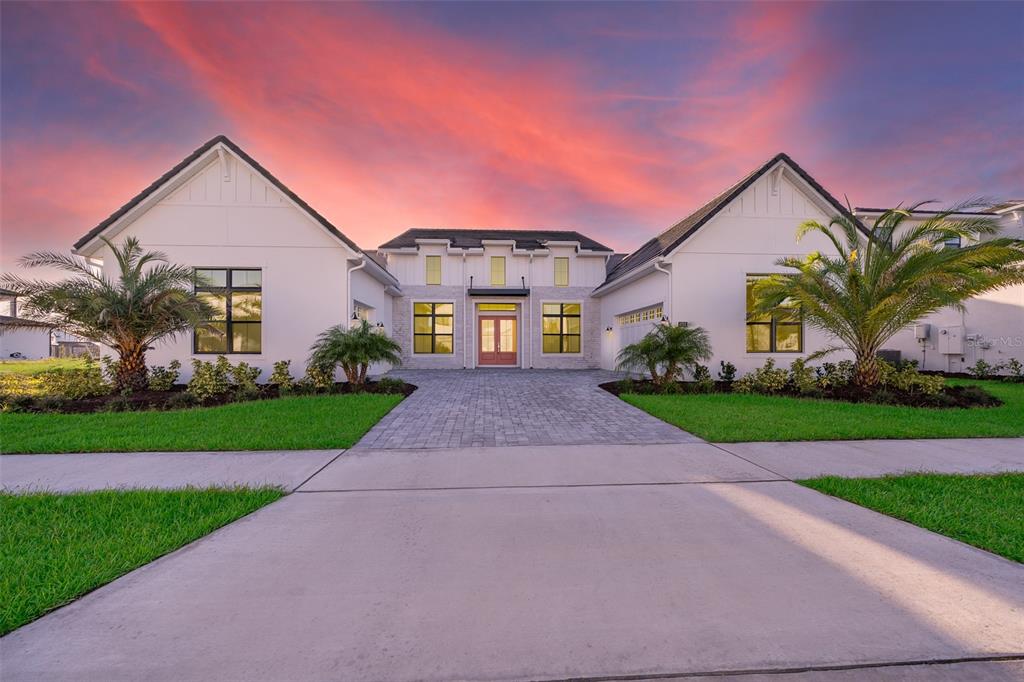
left=2, top=1, right=1021, bottom=272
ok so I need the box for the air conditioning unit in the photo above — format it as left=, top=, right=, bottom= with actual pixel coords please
left=877, top=350, right=901, bottom=364
left=914, top=324, right=930, bottom=340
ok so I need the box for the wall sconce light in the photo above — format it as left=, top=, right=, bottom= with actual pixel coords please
left=660, top=315, right=670, bottom=324
left=605, top=326, right=613, bottom=332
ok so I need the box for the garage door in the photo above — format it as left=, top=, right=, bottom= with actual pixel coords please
left=615, top=304, right=664, bottom=351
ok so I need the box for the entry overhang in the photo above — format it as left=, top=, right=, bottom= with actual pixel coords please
left=467, top=288, right=529, bottom=297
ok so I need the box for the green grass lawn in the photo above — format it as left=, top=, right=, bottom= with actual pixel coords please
left=0, top=393, right=403, bottom=453
left=0, top=358, right=88, bottom=375
left=621, top=379, right=1024, bottom=442
left=800, top=473, right=1024, bottom=563
left=0, top=487, right=283, bottom=634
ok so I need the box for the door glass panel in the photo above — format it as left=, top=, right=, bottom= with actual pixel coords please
left=478, top=303, right=516, bottom=311
left=500, top=320, right=515, bottom=352
left=481, top=321, right=495, bottom=352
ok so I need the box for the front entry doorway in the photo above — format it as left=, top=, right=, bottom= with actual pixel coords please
left=479, top=316, right=517, bottom=366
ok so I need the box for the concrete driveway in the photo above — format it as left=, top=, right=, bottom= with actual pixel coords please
left=4, top=443, right=1022, bottom=681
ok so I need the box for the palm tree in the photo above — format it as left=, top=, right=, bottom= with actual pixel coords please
left=750, top=201, right=1024, bottom=390
left=308, top=320, right=402, bottom=387
left=1, top=237, right=215, bottom=392
left=616, top=323, right=712, bottom=388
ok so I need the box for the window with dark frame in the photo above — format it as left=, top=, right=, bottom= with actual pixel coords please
left=542, top=302, right=581, bottom=353
left=413, top=302, right=454, bottom=354
left=944, top=235, right=962, bottom=249
left=194, top=268, right=262, bottom=354
left=745, top=276, right=802, bottom=353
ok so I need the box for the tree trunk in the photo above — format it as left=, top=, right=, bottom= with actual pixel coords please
left=854, top=353, right=880, bottom=391
left=341, top=363, right=358, bottom=385
left=357, top=363, right=368, bottom=385
left=116, top=344, right=149, bottom=393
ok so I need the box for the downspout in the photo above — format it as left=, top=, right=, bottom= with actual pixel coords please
left=346, top=257, right=367, bottom=322
left=653, top=258, right=672, bottom=322
left=528, top=253, right=534, bottom=368
left=462, top=251, right=468, bottom=369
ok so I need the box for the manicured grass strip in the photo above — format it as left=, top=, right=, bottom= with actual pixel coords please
left=0, top=393, right=403, bottom=453
left=0, top=358, right=87, bottom=375
left=621, top=379, right=1023, bottom=442
left=799, top=473, right=1024, bottom=563
left=0, top=487, right=284, bottom=634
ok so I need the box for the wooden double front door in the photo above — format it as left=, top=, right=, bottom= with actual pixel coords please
left=478, top=316, right=517, bottom=365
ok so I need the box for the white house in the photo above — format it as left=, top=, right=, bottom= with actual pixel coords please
left=0, top=289, right=54, bottom=359
left=70, top=136, right=1024, bottom=379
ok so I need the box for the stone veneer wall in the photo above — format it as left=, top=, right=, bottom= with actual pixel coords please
left=527, top=287, right=602, bottom=369
left=392, top=285, right=469, bottom=369
left=393, top=285, right=602, bottom=369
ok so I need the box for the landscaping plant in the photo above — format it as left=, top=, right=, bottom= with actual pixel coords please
left=615, top=324, right=712, bottom=391
left=307, top=320, right=402, bottom=388
left=1, top=237, right=215, bottom=392
left=749, top=202, right=1024, bottom=390
left=147, top=360, right=181, bottom=392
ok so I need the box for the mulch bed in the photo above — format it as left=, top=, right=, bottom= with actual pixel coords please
left=7, top=380, right=417, bottom=414
left=599, top=380, right=1002, bottom=409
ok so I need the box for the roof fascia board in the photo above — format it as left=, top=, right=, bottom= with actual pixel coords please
left=413, top=239, right=452, bottom=246
left=592, top=259, right=659, bottom=297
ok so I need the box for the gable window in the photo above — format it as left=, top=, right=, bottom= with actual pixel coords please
left=745, top=276, right=801, bottom=353
left=194, top=268, right=262, bottom=354
left=542, top=303, right=581, bottom=353
left=490, top=257, right=506, bottom=286
left=414, top=302, right=454, bottom=354
left=425, top=255, right=442, bottom=285
left=554, top=257, right=569, bottom=287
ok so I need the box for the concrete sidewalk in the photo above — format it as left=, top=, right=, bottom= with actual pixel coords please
left=719, top=438, right=1024, bottom=480
left=3, top=480, right=1022, bottom=681
left=0, top=450, right=340, bottom=493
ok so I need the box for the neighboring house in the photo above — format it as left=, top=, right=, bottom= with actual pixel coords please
left=70, top=136, right=1024, bottom=379
left=0, top=288, right=53, bottom=359
left=862, top=203, right=1024, bottom=373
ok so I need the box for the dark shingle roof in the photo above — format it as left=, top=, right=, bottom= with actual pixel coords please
left=73, top=135, right=365, bottom=256
left=602, top=153, right=861, bottom=287
left=378, top=228, right=612, bottom=252
left=855, top=206, right=997, bottom=216
left=605, top=253, right=627, bottom=275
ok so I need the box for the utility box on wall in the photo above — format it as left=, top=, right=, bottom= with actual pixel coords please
left=938, top=325, right=965, bottom=355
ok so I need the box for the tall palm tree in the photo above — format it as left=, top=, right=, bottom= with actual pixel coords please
left=308, top=320, right=402, bottom=387
left=750, top=201, right=1024, bottom=390
left=1, top=237, right=214, bottom=392
left=616, top=323, right=712, bottom=388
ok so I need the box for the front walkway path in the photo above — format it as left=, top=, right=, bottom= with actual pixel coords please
left=356, top=369, right=699, bottom=449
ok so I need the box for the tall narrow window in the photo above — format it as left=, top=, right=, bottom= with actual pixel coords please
left=425, top=255, right=442, bottom=285
left=413, top=302, right=454, bottom=354
left=194, top=268, right=262, bottom=354
left=542, top=303, right=581, bottom=353
left=554, top=257, right=569, bottom=287
left=490, top=257, right=506, bottom=286
left=745, top=276, right=801, bottom=352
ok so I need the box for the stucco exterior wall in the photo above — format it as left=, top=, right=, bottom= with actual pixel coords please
left=597, top=271, right=669, bottom=370
left=88, top=152, right=374, bottom=382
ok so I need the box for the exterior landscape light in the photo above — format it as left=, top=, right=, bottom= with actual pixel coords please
left=605, top=326, right=613, bottom=332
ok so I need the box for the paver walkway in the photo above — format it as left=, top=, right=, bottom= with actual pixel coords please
left=356, top=369, right=699, bottom=448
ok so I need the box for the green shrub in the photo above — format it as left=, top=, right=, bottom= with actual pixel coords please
left=615, top=378, right=635, bottom=395
left=788, top=358, right=818, bottom=395
left=1, top=394, right=36, bottom=413
left=878, top=359, right=945, bottom=396
left=816, top=360, right=855, bottom=389
left=734, top=358, right=788, bottom=395
left=269, top=360, right=294, bottom=392
left=0, top=374, right=42, bottom=398
left=37, top=361, right=109, bottom=400
left=967, top=359, right=994, bottom=379
left=187, top=357, right=232, bottom=402
left=692, top=364, right=714, bottom=394
left=1003, top=359, right=1023, bottom=382
left=148, top=360, right=181, bottom=391
left=717, top=361, right=737, bottom=384
left=164, top=391, right=198, bottom=411
left=230, top=362, right=261, bottom=399
left=375, top=377, right=406, bottom=395
left=302, top=364, right=335, bottom=393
